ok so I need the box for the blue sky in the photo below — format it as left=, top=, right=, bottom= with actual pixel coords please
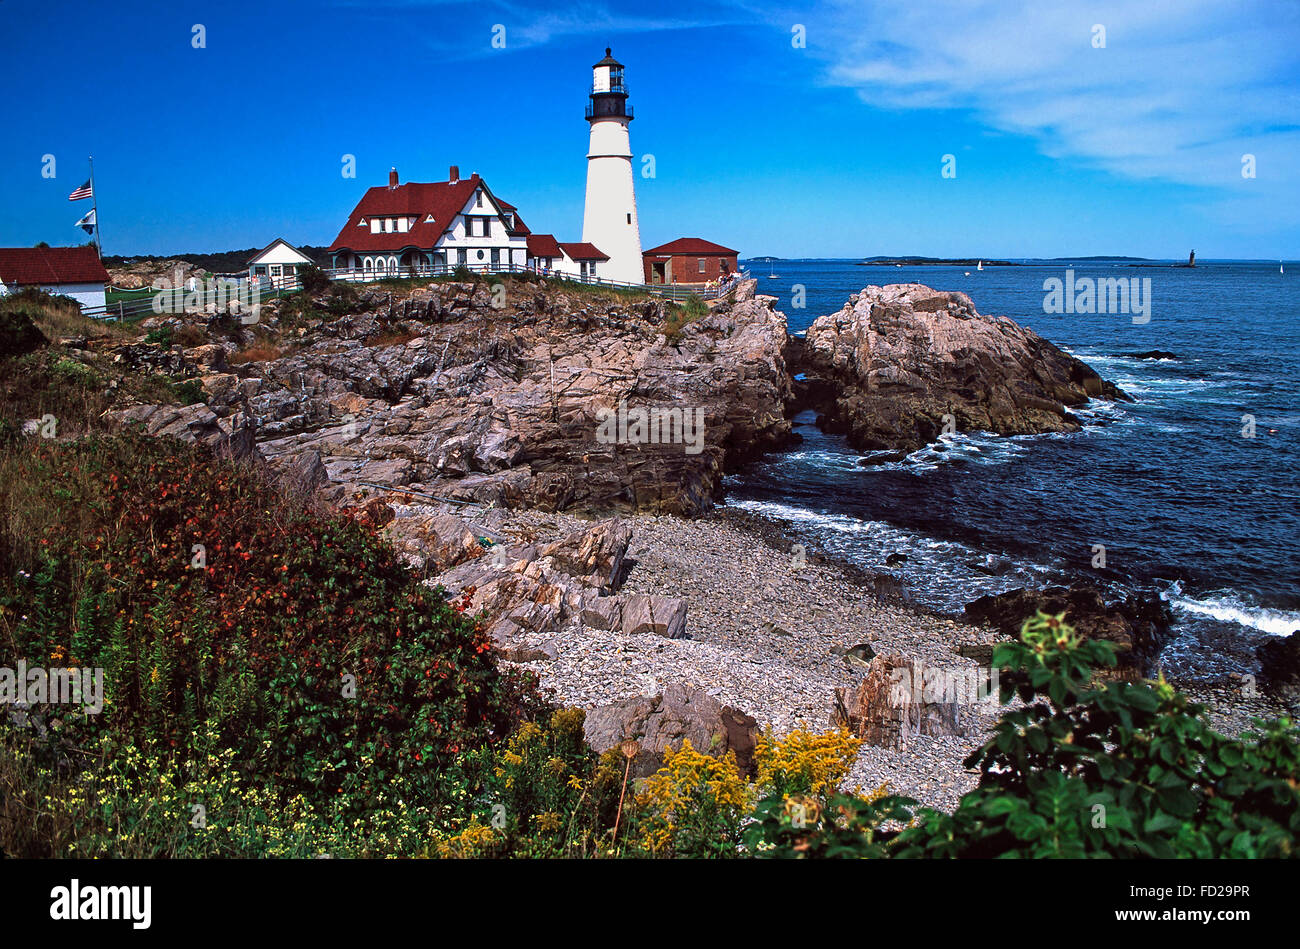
left=1, top=0, right=1297, bottom=258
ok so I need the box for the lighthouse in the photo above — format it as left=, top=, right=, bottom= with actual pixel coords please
left=582, top=48, right=643, bottom=284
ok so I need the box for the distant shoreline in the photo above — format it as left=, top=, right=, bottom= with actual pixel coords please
left=856, top=258, right=1019, bottom=267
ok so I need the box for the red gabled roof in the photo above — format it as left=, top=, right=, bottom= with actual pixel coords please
left=329, top=175, right=485, bottom=252
left=642, top=237, right=739, bottom=257
left=0, top=246, right=109, bottom=285
left=559, top=242, right=609, bottom=261
left=497, top=199, right=531, bottom=236
left=527, top=233, right=563, bottom=258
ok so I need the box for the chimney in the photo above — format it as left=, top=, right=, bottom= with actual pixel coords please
left=389, top=167, right=398, bottom=188
left=449, top=165, right=460, bottom=183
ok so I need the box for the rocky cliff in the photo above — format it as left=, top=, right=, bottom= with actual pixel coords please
left=193, top=278, right=795, bottom=515
left=790, top=283, right=1128, bottom=453
left=113, top=278, right=1126, bottom=515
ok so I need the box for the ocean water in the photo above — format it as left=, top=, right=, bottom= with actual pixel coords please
left=725, top=259, right=1300, bottom=681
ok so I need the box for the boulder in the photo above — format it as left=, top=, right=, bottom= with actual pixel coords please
left=537, top=519, right=631, bottom=592
left=110, top=403, right=258, bottom=461
left=831, top=653, right=965, bottom=747
left=583, top=683, right=760, bottom=777
left=619, top=594, right=687, bottom=639
left=1257, top=630, right=1300, bottom=710
left=963, top=582, right=1172, bottom=671
left=791, top=284, right=1127, bottom=453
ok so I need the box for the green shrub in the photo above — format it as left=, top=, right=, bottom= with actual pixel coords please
left=890, top=612, right=1300, bottom=858
left=663, top=294, right=708, bottom=340
left=0, top=432, right=537, bottom=857
left=0, top=307, right=47, bottom=358
left=297, top=264, right=331, bottom=295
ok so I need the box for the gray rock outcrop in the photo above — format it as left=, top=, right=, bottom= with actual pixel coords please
left=791, top=284, right=1128, bottom=452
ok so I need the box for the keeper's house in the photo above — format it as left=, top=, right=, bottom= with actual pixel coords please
left=247, top=239, right=316, bottom=289
left=328, top=166, right=532, bottom=277
left=0, top=245, right=109, bottom=310
left=329, top=165, right=613, bottom=282
left=642, top=238, right=739, bottom=286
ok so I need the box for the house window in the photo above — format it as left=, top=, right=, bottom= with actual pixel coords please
left=254, top=265, right=267, bottom=276
left=476, top=250, right=485, bottom=260
left=457, top=249, right=467, bottom=265
left=475, top=191, right=483, bottom=208
left=397, top=218, right=409, bottom=233
left=698, top=258, right=706, bottom=273
left=270, top=265, right=282, bottom=277
left=370, top=219, right=381, bottom=234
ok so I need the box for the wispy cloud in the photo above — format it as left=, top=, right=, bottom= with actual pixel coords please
left=766, top=0, right=1300, bottom=196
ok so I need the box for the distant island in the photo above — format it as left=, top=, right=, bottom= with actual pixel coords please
left=857, top=257, right=1019, bottom=266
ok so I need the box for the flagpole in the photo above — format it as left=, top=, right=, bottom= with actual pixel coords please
left=88, top=156, right=102, bottom=257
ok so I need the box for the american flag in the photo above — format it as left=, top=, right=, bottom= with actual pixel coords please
left=68, top=179, right=93, bottom=201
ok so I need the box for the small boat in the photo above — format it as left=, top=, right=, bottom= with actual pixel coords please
left=767, top=258, right=779, bottom=280
left=1282, top=261, right=1286, bottom=274
left=977, top=260, right=983, bottom=271
left=964, top=271, right=971, bottom=276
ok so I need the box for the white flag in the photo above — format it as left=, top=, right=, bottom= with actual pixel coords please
left=75, top=209, right=96, bottom=234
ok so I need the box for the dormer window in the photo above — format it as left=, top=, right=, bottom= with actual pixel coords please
left=358, top=218, right=368, bottom=228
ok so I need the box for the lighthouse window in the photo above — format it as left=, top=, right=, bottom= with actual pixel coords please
left=627, top=213, right=631, bottom=224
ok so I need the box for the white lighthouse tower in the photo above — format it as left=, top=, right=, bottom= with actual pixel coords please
left=582, top=48, right=643, bottom=284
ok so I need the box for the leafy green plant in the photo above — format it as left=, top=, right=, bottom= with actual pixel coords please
left=0, top=432, right=538, bottom=855
left=891, top=612, right=1300, bottom=858
left=297, top=264, right=331, bottom=295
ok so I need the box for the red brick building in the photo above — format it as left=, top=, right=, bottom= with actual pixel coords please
left=642, top=238, right=739, bottom=286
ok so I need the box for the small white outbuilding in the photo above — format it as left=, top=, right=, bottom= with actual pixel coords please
left=247, top=239, right=316, bottom=289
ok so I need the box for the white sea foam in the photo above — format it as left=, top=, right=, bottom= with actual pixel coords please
left=1168, top=593, right=1300, bottom=636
